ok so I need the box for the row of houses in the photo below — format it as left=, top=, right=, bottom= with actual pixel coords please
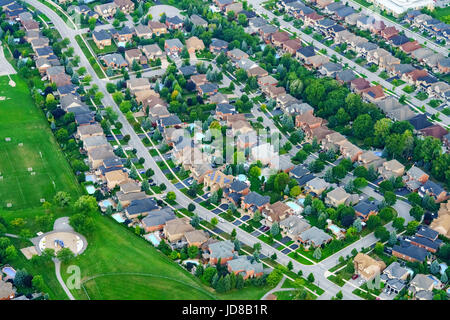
left=353, top=252, right=441, bottom=300
left=405, top=10, right=450, bottom=44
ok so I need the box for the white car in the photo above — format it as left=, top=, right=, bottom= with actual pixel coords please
left=218, top=218, right=225, bottom=223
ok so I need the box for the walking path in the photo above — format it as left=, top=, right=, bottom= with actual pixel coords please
left=260, top=276, right=293, bottom=300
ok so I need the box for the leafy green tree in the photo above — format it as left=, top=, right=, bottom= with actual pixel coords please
left=313, top=247, right=322, bottom=260
left=410, top=206, right=424, bottom=222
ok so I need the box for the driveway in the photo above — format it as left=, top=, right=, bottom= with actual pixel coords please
left=0, top=46, right=16, bottom=76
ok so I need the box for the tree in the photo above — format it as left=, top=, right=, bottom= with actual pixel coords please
left=32, top=275, right=45, bottom=292
left=287, top=261, right=293, bottom=271
left=307, top=273, right=315, bottom=283
left=393, top=217, right=405, bottom=231
left=410, top=206, right=424, bottom=222
left=267, top=269, right=283, bottom=287
left=384, top=191, right=397, bottom=206
left=166, top=191, right=176, bottom=202
left=188, top=203, right=196, bottom=212
left=430, top=260, right=440, bottom=275
left=374, top=242, right=384, bottom=255
left=353, top=114, right=373, bottom=140
left=53, top=191, right=71, bottom=207
left=188, top=245, right=199, bottom=259
left=313, top=247, right=322, bottom=260
left=270, top=222, right=280, bottom=237
left=374, top=226, right=390, bottom=242
left=366, top=215, right=382, bottom=231
left=211, top=217, right=218, bottom=227
left=379, top=207, right=394, bottom=222
left=388, top=231, right=397, bottom=246
left=352, top=218, right=362, bottom=233
left=290, top=186, right=301, bottom=197
left=57, top=248, right=75, bottom=263
left=231, top=228, right=237, bottom=239
left=74, top=195, right=98, bottom=216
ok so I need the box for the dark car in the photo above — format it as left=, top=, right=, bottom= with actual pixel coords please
left=352, top=274, right=358, bottom=280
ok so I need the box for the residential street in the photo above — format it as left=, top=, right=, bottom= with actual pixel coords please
left=343, top=0, right=450, bottom=55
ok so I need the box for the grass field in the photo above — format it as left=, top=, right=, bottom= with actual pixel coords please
left=75, top=35, right=106, bottom=79
left=0, top=75, right=82, bottom=210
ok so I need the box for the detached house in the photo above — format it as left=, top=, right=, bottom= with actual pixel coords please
left=92, top=30, right=111, bottom=49
left=354, top=253, right=386, bottom=281
left=261, top=201, right=293, bottom=227
left=241, top=192, right=270, bottom=214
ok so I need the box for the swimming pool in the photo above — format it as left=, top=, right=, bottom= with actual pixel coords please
left=328, top=224, right=342, bottom=234
left=2, top=267, right=16, bottom=279
left=85, top=185, right=96, bottom=195
left=297, top=198, right=305, bottom=206
left=286, top=201, right=302, bottom=213
left=238, top=174, right=247, bottom=182
left=144, top=233, right=161, bottom=246
left=85, top=175, right=96, bottom=183
left=111, top=213, right=125, bottom=223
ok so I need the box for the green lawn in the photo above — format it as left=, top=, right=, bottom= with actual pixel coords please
left=87, top=38, right=118, bottom=56
left=0, top=75, right=82, bottom=211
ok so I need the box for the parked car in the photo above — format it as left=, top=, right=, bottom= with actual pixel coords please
left=352, top=274, right=359, bottom=280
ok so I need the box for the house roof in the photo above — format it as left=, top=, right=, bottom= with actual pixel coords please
left=280, top=215, right=310, bottom=236
left=353, top=200, right=378, bottom=217
left=383, top=261, right=409, bottom=280
left=165, top=38, right=183, bottom=49
left=227, top=256, right=263, bottom=274
left=126, top=198, right=158, bottom=215
left=142, top=207, right=176, bottom=227
left=93, top=29, right=111, bottom=41
left=336, top=69, right=356, bottom=82
left=165, top=218, right=195, bottom=236
left=297, top=45, right=315, bottom=58
left=362, top=85, right=385, bottom=100
left=350, top=77, right=370, bottom=90
left=190, top=14, right=207, bottom=26
left=419, top=124, right=448, bottom=140
left=243, top=192, right=270, bottom=207
left=208, top=240, right=235, bottom=259
left=299, top=226, right=332, bottom=246
left=327, top=187, right=350, bottom=202
left=210, top=38, right=229, bottom=48
left=408, top=114, right=433, bottom=131
left=160, top=114, right=181, bottom=127
left=229, top=180, right=249, bottom=193
left=390, top=35, right=409, bottom=46
left=166, top=15, right=184, bottom=25
left=290, top=165, right=309, bottom=178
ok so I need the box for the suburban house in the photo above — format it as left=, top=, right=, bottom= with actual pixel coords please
left=76, top=123, right=103, bottom=140
left=94, top=2, right=117, bottom=19
left=408, top=274, right=435, bottom=300
left=418, top=180, right=449, bottom=203
left=378, top=159, right=405, bottom=180
left=280, top=215, right=311, bottom=240
left=101, top=53, right=127, bottom=68
left=0, top=280, right=14, bottom=300
left=261, top=201, right=293, bottom=227
left=92, top=30, right=111, bottom=49
left=354, top=200, right=379, bottom=222
left=135, top=24, right=152, bottom=39
left=381, top=262, right=410, bottom=295
left=224, top=180, right=250, bottom=205
left=353, top=253, right=386, bottom=281
left=392, top=240, right=428, bottom=263
left=297, top=226, right=332, bottom=248
left=209, top=38, right=229, bottom=53
left=125, top=198, right=158, bottom=219
left=207, top=240, right=235, bottom=265
left=430, top=201, right=450, bottom=239
left=113, top=0, right=134, bottom=14
left=141, top=208, right=176, bottom=233
left=203, top=170, right=234, bottom=193
left=325, top=187, right=351, bottom=207
left=164, top=38, right=184, bottom=55
left=190, top=14, right=208, bottom=28
left=186, top=36, right=205, bottom=54
left=104, top=169, right=129, bottom=190
left=409, top=225, right=443, bottom=253
left=227, top=256, right=264, bottom=280
left=125, top=48, right=146, bottom=66
left=305, top=177, right=329, bottom=196
left=142, top=43, right=164, bottom=60
left=148, top=21, right=167, bottom=36
left=241, top=191, right=270, bottom=214
left=184, top=230, right=209, bottom=247
left=126, top=77, right=151, bottom=95
left=163, top=218, right=196, bottom=243
left=165, top=15, right=184, bottom=30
